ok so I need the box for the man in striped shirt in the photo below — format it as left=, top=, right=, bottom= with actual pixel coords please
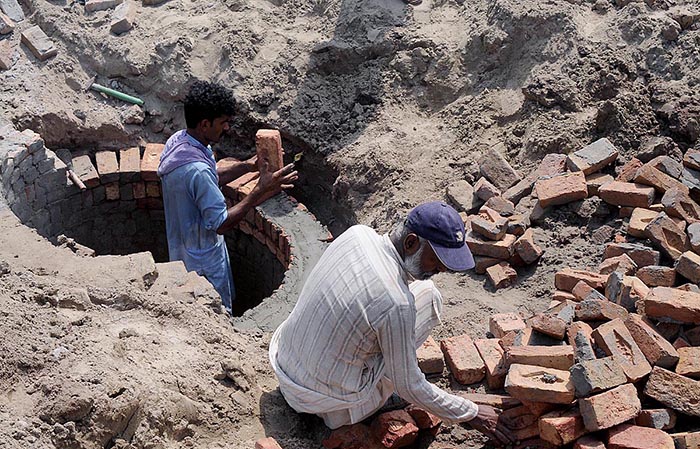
left=270, top=201, right=514, bottom=445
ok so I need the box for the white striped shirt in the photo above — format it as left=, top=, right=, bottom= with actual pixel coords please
left=269, top=225, right=478, bottom=427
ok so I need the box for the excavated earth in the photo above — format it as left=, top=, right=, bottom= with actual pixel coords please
left=1, top=0, right=699, bottom=447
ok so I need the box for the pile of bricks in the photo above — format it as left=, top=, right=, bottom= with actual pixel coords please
left=447, top=143, right=550, bottom=289
left=430, top=138, right=700, bottom=448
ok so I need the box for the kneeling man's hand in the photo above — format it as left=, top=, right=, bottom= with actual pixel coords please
left=464, top=405, right=516, bottom=446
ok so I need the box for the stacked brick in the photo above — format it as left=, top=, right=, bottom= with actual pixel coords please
left=0, top=124, right=295, bottom=270
left=414, top=287, right=700, bottom=448
left=448, top=144, right=546, bottom=289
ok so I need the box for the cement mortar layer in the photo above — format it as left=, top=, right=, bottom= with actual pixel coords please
left=0, top=119, right=330, bottom=331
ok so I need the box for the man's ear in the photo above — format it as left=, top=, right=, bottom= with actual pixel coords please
left=404, top=233, right=420, bottom=256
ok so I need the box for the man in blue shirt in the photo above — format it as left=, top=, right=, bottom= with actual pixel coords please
left=158, top=81, right=297, bottom=313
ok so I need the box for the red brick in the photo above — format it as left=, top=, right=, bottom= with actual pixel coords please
left=616, top=157, right=643, bottom=182
left=572, top=280, right=607, bottom=302
left=474, top=177, right=501, bottom=202
left=440, top=335, right=485, bottom=385
left=145, top=182, right=160, bottom=198
left=459, top=393, right=521, bottom=410
left=676, top=250, right=700, bottom=283
left=72, top=154, right=101, bottom=188
left=574, top=435, right=607, bottom=449
left=628, top=208, right=658, bottom=238
left=498, top=405, right=540, bottom=441
left=0, top=39, right=12, bottom=70
left=535, top=171, right=588, bottom=208
left=570, top=356, right=627, bottom=398
left=505, top=364, right=575, bottom=404
left=505, top=345, right=574, bottom=370
left=635, top=164, right=689, bottom=194
left=0, top=12, right=14, bottom=35
left=662, top=187, right=700, bottom=223
left=370, top=410, right=418, bottom=449
left=470, top=215, right=507, bottom=240
left=255, top=437, right=283, bottom=449
left=489, top=312, right=526, bottom=338
left=416, top=335, right=444, bottom=374
left=568, top=321, right=596, bottom=362
left=539, top=408, right=586, bottom=446
left=598, top=253, right=637, bottom=275
left=671, top=431, right=700, bottom=449
left=579, top=383, right=641, bottom=431
left=95, top=151, right=120, bottom=183
left=486, top=262, right=517, bottom=289
left=105, top=182, right=120, bottom=201
left=604, top=243, right=660, bottom=268
left=599, top=181, right=655, bottom=208
left=587, top=172, right=614, bottom=196
left=141, top=143, right=164, bottom=181
left=514, top=228, right=543, bottom=264
left=592, top=318, right=651, bottom=382
left=516, top=402, right=555, bottom=419
left=635, top=265, right=676, bottom=287
left=119, top=147, right=141, bottom=182
left=480, top=143, right=522, bottom=191
left=21, top=25, right=57, bottom=61
left=640, top=287, right=700, bottom=324
left=556, top=269, right=608, bottom=292
left=484, top=195, right=515, bottom=215
left=623, top=313, right=679, bottom=369
left=225, top=172, right=259, bottom=198
left=645, top=212, right=690, bottom=260
left=446, top=180, right=479, bottom=213
left=474, top=338, right=507, bottom=389
left=132, top=181, right=146, bottom=199
left=404, top=405, right=441, bottom=430
left=676, top=347, right=700, bottom=379
left=528, top=313, right=566, bottom=339
left=575, top=299, right=628, bottom=321
left=256, top=129, right=284, bottom=172
left=568, top=138, right=618, bottom=174
left=473, top=256, right=500, bottom=274
left=466, top=231, right=516, bottom=259
left=322, top=423, right=381, bottom=449
left=644, top=366, right=700, bottom=417
left=635, top=409, right=677, bottom=430
left=607, top=424, right=674, bottom=449
left=554, top=290, right=577, bottom=302
left=616, top=276, right=650, bottom=311
left=504, top=153, right=567, bottom=203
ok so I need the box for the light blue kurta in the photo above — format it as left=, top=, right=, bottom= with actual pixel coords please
left=160, top=154, right=235, bottom=312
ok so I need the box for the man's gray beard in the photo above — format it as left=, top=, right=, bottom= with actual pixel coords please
left=404, top=241, right=436, bottom=280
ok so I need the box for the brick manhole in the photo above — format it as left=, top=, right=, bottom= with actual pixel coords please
left=0, top=124, right=331, bottom=324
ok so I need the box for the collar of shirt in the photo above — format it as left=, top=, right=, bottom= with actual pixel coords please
left=381, top=233, right=412, bottom=285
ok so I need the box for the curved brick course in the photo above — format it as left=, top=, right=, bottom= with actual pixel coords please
left=0, top=121, right=330, bottom=330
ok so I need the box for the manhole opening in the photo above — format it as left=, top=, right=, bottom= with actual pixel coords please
left=1, top=130, right=290, bottom=316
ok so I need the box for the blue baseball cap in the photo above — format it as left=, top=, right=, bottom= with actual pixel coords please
left=406, top=201, right=475, bottom=272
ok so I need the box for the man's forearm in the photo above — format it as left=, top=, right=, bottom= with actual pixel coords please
left=217, top=158, right=255, bottom=186
left=215, top=185, right=275, bottom=234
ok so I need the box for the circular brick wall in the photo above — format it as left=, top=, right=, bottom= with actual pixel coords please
left=0, top=124, right=331, bottom=325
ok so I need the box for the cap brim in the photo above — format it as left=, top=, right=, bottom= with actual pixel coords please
left=428, top=241, right=475, bottom=272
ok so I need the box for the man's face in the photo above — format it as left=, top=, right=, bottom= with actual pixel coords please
left=203, top=115, right=232, bottom=144
left=404, top=235, right=449, bottom=280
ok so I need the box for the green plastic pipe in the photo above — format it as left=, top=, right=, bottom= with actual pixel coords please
left=90, top=83, right=144, bottom=106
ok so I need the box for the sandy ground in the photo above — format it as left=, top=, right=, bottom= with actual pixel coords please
left=1, top=0, right=699, bottom=447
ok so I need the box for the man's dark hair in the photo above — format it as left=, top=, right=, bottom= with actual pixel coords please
left=184, top=80, right=237, bottom=128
